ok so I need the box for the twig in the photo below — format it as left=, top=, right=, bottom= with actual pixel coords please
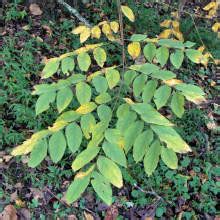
left=57, top=0, right=92, bottom=27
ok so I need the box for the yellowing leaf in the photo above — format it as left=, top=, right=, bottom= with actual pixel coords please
left=76, top=102, right=97, bottom=114
left=203, top=2, right=216, bottom=11
left=212, top=22, right=220, bottom=32
left=102, top=23, right=111, bottom=35
left=121, top=5, right=135, bottom=22
left=80, top=27, right=91, bottom=43
left=110, top=21, right=119, bottom=33
left=106, top=33, right=116, bottom=41
left=48, top=120, right=68, bottom=132
left=197, top=46, right=205, bottom=52
left=160, top=19, right=172, bottom=28
left=158, top=29, right=172, bottom=39
left=127, top=42, right=141, bottom=59
left=164, top=79, right=183, bottom=86
left=172, top=30, right=184, bottom=41
left=172, top=20, right=180, bottom=30
left=123, top=98, right=134, bottom=105
left=91, top=26, right=101, bottom=39
left=72, top=25, right=86, bottom=34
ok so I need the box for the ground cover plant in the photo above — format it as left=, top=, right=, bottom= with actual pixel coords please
left=1, top=0, right=219, bottom=219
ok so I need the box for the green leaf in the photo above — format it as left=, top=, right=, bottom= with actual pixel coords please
left=144, top=140, right=161, bottom=176
left=154, top=85, right=171, bottom=109
left=170, top=50, right=184, bottom=69
left=102, top=141, right=127, bottom=167
left=91, top=171, right=112, bottom=205
left=97, top=104, right=112, bottom=123
left=124, top=70, right=137, bottom=86
left=143, top=43, right=156, bottom=62
left=131, top=103, right=173, bottom=126
left=95, top=92, right=111, bottom=104
left=185, top=49, right=202, bottom=64
left=184, top=41, right=196, bottom=48
left=42, top=59, right=60, bottom=79
left=156, top=46, right=169, bottom=67
left=36, top=91, right=56, bottom=115
left=92, top=76, right=108, bottom=93
left=161, top=147, right=178, bottom=169
left=158, top=39, right=184, bottom=49
left=142, top=80, right=158, bottom=103
left=133, top=74, right=147, bottom=97
left=139, top=63, right=159, bottom=75
left=56, top=87, right=73, bottom=113
left=49, top=131, right=66, bottom=163
left=133, top=129, right=154, bottom=162
left=80, top=113, right=96, bottom=139
left=175, top=83, right=205, bottom=104
left=170, top=92, right=185, bottom=118
left=151, top=70, right=176, bottom=80
left=66, top=167, right=92, bottom=204
left=93, top=47, right=106, bottom=67
left=28, top=139, right=48, bottom=168
left=61, top=57, right=75, bottom=74
left=105, top=69, right=120, bottom=89
left=76, top=82, right=91, bottom=105
left=116, top=103, right=130, bottom=118
left=124, top=121, right=144, bottom=153
left=130, top=34, right=147, bottom=41
left=97, top=156, right=123, bottom=188
left=77, top=52, right=91, bottom=71
left=151, top=125, right=191, bottom=153
left=65, top=123, right=82, bottom=153
left=105, top=129, right=123, bottom=145
left=72, top=147, right=100, bottom=171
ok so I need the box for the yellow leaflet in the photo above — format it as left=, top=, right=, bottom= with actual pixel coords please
left=72, top=25, right=86, bottom=34
left=98, top=21, right=108, bottom=26
left=123, top=97, right=134, bottom=104
left=106, top=33, right=115, bottom=41
left=207, top=8, right=217, bottom=18
left=212, top=22, right=220, bottom=32
left=158, top=29, right=172, bottom=39
left=203, top=2, right=217, bottom=11
left=91, top=26, right=101, bottom=39
left=76, top=102, right=97, bottom=114
left=117, top=138, right=125, bottom=149
left=164, top=79, right=183, bottom=86
left=110, top=21, right=119, bottom=33
left=59, top=52, right=75, bottom=59
left=121, top=5, right=135, bottom=22
left=171, top=11, right=179, bottom=19
left=172, top=20, right=180, bottom=31
left=160, top=19, right=172, bottom=28
left=74, top=43, right=103, bottom=55
left=102, top=23, right=112, bottom=35
left=172, top=30, right=184, bottom=41
left=45, top=57, right=60, bottom=64
left=75, top=164, right=95, bottom=179
left=197, top=46, right=205, bottom=52
left=145, top=37, right=158, bottom=43
left=80, top=27, right=91, bottom=43
left=127, top=42, right=141, bottom=59
left=48, top=120, right=68, bottom=132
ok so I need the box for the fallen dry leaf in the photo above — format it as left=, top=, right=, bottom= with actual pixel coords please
left=104, top=205, right=118, bottom=220
left=29, top=4, right=42, bottom=16
left=84, top=211, right=94, bottom=220
left=0, top=205, right=17, bottom=220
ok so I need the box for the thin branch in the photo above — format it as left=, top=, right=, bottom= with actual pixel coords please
left=57, top=0, right=92, bottom=27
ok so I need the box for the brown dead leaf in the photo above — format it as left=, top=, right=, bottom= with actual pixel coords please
left=84, top=211, right=94, bottom=220
left=0, top=205, right=17, bottom=220
left=10, top=191, right=18, bottom=202
left=42, top=25, right=52, bottom=36
left=30, top=188, right=44, bottom=200
left=17, top=208, right=31, bottom=220
left=67, top=214, right=77, bottom=220
left=29, top=4, right=42, bottom=16
left=104, top=205, right=118, bottom=220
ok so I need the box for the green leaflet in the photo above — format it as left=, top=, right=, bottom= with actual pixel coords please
left=161, top=147, right=178, bottom=169
left=144, top=139, right=161, bottom=176
left=151, top=125, right=191, bottom=153
left=93, top=47, right=106, bottom=67
left=151, top=70, right=176, bottom=80
left=105, top=69, right=120, bottom=89
left=92, top=76, right=108, bottom=93
left=80, top=113, right=96, bottom=139
left=139, top=63, right=159, bottom=75
left=133, top=74, right=147, bottom=97
left=158, top=39, right=184, bottom=49
left=77, top=52, right=91, bottom=71
left=97, top=104, right=112, bottom=123
left=28, top=139, right=48, bottom=168
left=97, top=156, right=123, bottom=188
left=65, top=123, right=82, bottom=153
left=49, top=131, right=66, bottom=163
left=116, top=103, right=130, bottom=118
left=143, top=43, right=156, bottom=62
left=95, top=92, right=111, bottom=104
left=124, top=120, right=144, bottom=153
left=66, top=165, right=93, bottom=204
left=72, top=147, right=100, bottom=171
left=170, top=92, right=185, bottom=118
left=61, top=57, right=75, bottom=74
left=153, top=85, right=171, bottom=109
left=91, top=171, right=112, bottom=205
left=76, top=82, right=91, bottom=105
left=124, top=70, right=137, bottom=86
left=42, top=59, right=60, bottom=79
left=156, top=46, right=169, bottom=67
left=142, top=80, right=158, bottom=103
left=185, top=49, right=202, bottom=64
left=36, top=91, right=56, bottom=115
left=105, top=129, right=123, bottom=146
left=130, top=34, right=147, bottom=41
left=184, top=41, right=196, bottom=48
left=131, top=103, right=173, bottom=126
left=56, top=87, right=73, bottom=113
left=170, top=49, right=184, bottom=69
left=102, top=141, right=127, bottom=167
left=133, top=129, right=154, bottom=163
